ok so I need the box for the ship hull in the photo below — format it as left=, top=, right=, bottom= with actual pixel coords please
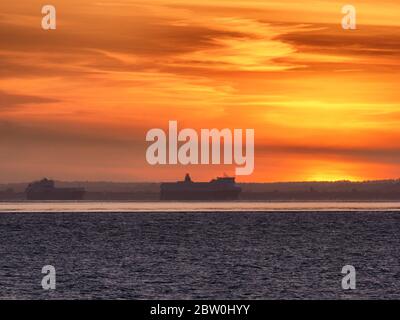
left=26, top=189, right=85, bottom=200
left=160, top=189, right=241, bottom=200
left=160, top=175, right=242, bottom=201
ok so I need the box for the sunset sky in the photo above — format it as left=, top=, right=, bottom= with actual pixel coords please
left=1, top=0, right=400, bottom=182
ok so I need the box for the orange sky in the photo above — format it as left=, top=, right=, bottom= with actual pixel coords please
left=1, top=0, right=400, bottom=182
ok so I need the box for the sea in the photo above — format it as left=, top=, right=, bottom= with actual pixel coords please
left=1, top=201, right=400, bottom=300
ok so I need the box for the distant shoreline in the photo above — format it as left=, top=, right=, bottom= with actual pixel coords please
left=2, top=179, right=400, bottom=201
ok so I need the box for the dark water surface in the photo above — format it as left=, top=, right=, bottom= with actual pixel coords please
left=1, top=211, right=400, bottom=299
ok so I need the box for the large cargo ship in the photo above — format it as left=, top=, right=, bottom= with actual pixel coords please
left=160, top=174, right=241, bottom=200
left=25, top=178, right=85, bottom=200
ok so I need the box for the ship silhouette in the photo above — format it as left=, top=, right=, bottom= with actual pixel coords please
left=160, top=174, right=241, bottom=200
left=25, top=178, right=85, bottom=200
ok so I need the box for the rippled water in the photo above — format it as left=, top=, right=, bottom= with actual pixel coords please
left=1, top=208, right=400, bottom=299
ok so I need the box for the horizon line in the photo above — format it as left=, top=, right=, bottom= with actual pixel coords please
left=2, top=178, right=400, bottom=185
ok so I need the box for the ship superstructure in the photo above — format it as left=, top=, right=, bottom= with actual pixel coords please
left=25, top=178, right=85, bottom=200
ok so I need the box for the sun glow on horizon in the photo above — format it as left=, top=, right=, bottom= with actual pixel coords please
left=306, top=172, right=361, bottom=182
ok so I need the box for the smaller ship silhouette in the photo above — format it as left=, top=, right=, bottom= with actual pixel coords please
left=160, top=174, right=241, bottom=200
left=25, top=178, right=85, bottom=200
